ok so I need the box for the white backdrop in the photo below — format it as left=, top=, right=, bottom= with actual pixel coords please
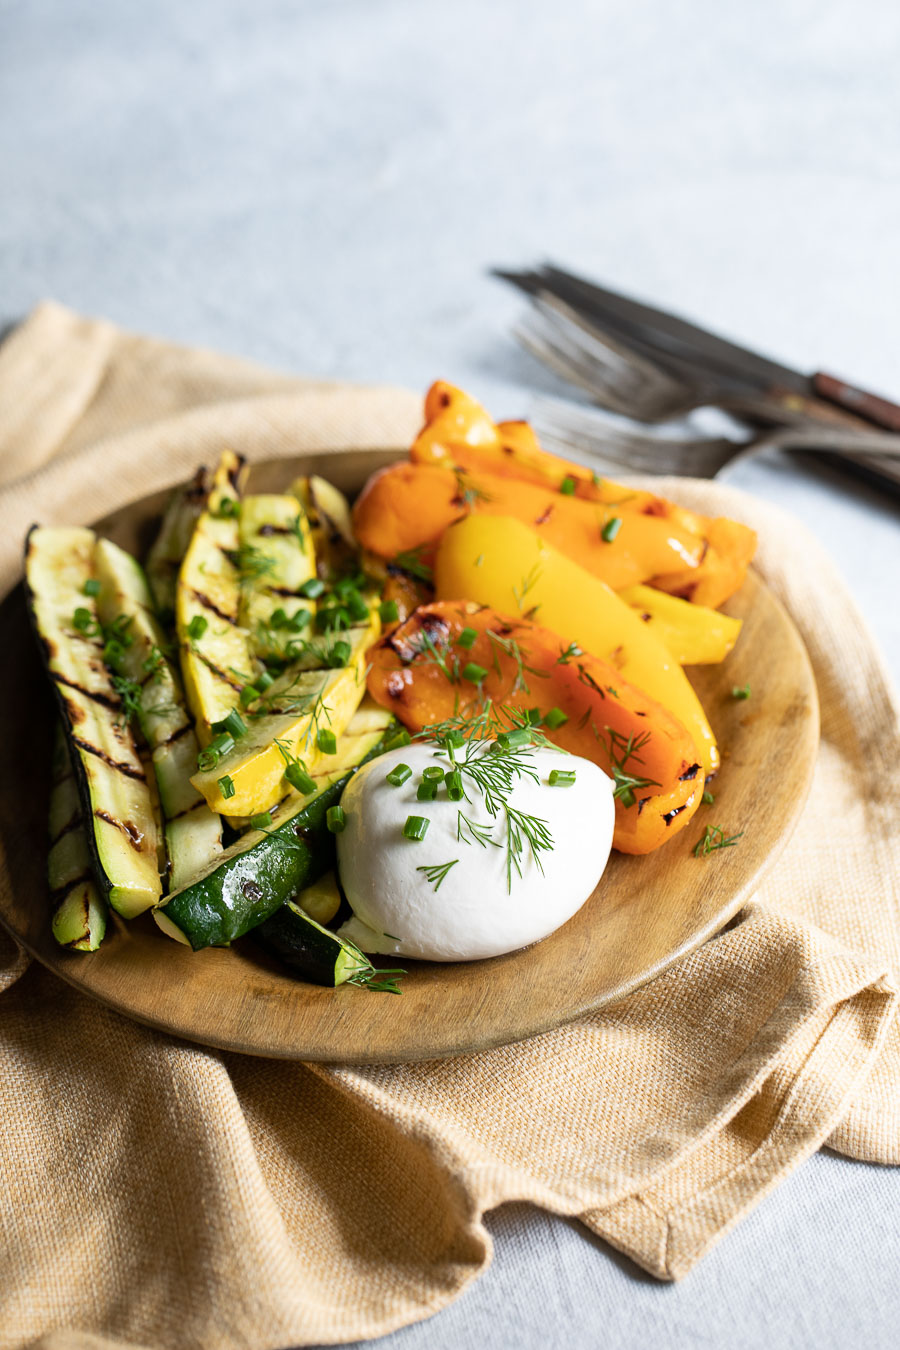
left=2, top=1, right=898, bottom=1345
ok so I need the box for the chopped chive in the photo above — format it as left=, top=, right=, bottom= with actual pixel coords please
left=732, top=683, right=751, bottom=700
left=287, top=608, right=311, bottom=633
left=457, top=627, right=478, bottom=650
left=212, top=709, right=247, bottom=739
left=386, top=763, right=412, bottom=787
left=82, top=578, right=101, bottom=597
left=72, top=607, right=94, bottom=632
left=215, top=497, right=239, bottom=518
left=601, top=517, right=622, bottom=543
left=462, top=661, right=487, bottom=684
left=328, top=640, right=352, bottom=667
left=543, top=707, right=569, bottom=730
left=525, top=707, right=542, bottom=725
left=384, top=729, right=412, bottom=752
left=560, top=476, right=577, bottom=495
left=103, top=639, right=124, bottom=667
left=315, top=605, right=350, bottom=633
left=702, top=789, right=715, bottom=805
left=299, top=577, right=326, bottom=599
left=379, top=599, right=400, bottom=623
left=316, top=728, right=337, bottom=755
left=402, top=815, right=430, bottom=841
left=496, top=728, right=530, bottom=751
left=549, top=769, right=576, bottom=787
left=250, top=811, right=273, bottom=830
left=256, top=670, right=275, bottom=693
left=422, top=765, right=445, bottom=782
left=446, top=769, right=464, bottom=801
left=417, top=779, right=438, bottom=801
left=270, top=607, right=289, bottom=629
left=240, top=684, right=261, bottom=707
left=187, top=614, right=208, bottom=641
left=217, top=774, right=236, bottom=800
left=197, top=732, right=235, bottom=771
left=346, top=590, right=370, bottom=621
left=285, top=762, right=317, bottom=794
left=326, top=805, right=346, bottom=833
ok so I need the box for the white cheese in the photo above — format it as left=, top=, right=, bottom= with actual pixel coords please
left=336, top=740, right=614, bottom=961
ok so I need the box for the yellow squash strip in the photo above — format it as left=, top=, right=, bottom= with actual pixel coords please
left=190, top=613, right=381, bottom=817
left=616, top=585, right=743, bottom=665
left=238, top=494, right=317, bottom=660
left=434, top=514, right=720, bottom=775
left=291, top=475, right=357, bottom=580
left=176, top=454, right=254, bottom=740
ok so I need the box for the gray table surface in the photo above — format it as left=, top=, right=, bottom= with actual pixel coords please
left=2, top=1, right=898, bottom=1346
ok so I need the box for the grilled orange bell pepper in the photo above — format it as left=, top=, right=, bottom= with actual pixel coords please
left=366, top=601, right=705, bottom=854
left=352, top=460, right=707, bottom=591
left=406, top=381, right=757, bottom=608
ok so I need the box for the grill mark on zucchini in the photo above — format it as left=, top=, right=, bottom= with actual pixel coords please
left=50, top=811, right=81, bottom=846
left=49, top=871, right=94, bottom=903
left=94, top=809, right=146, bottom=848
left=71, top=736, right=147, bottom=781
left=55, top=673, right=122, bottom=711
left=187, top=587, right=239, bottom=626
left=156, top=721, right=193, bottom=748
left=190, top=649, right=244, bottom=691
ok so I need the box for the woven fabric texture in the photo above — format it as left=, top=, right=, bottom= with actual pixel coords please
left=1, top=303, right=897, bottom=1350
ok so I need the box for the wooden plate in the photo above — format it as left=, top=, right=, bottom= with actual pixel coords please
left=0, top=452, right=819, bottom=1063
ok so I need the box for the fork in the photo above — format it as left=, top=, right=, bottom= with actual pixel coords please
left=512, top=293, right=900, bottom=485
left=531, top=396, right=900, bottom=480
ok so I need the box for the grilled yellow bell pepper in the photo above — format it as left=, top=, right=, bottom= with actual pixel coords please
left=434, top=514, right=720, bottom=775
left=616, top=585, right=742, bottom=665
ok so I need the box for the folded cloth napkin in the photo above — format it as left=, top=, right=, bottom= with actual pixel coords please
left=0, top=303, right=897, bottom=1350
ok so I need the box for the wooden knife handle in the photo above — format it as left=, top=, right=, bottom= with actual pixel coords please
left=813, top=371, right=900, bottom=433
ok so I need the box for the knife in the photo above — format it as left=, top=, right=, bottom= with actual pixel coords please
left=494, top=264, right=900, bottom=494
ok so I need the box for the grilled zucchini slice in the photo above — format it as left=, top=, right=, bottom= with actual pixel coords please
left=155, top=720, right=393, bottom=950
left=176, top=453, right=256, bottom=738
left=25, top=526, right=162, bottom=918
left=237, top=494, right=317, bottom=660
left=291, top=475, right=356, bottom=580
left=145, top=465, right=212, bottom=625
left=48, top=725, right=108, bottom=951
left=190, top=612, right=380, bottom=817
left=93, top=537, right=224, bottom=891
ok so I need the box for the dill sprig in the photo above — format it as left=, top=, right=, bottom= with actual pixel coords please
left=457, top=811, right=496, bottom=848
left=512, top=563, right=542, bottom=616
left=692, top=825, right=744, bottom=857
left=485, top=629, right=547, bottom=696
left=604, top=727, right=660, bottom=807
left=392, top=547, right=433, bottom=583
left=416, top=858, right=459, bottom=891
left=226, top=542, right=278, bottom=590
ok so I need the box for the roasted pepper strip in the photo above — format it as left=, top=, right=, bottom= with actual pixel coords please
left=434, top=514, right=719, bottom=775
left=352, top=460, right=706, bottom=591
left=366, top=600, right=705, bottom=855
left=407, top=380, right=756, bottom=607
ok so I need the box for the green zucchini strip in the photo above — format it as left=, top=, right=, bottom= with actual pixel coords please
left=155, top=722, right=393, bottom=951
left=25, top=526, right=162, bottom=918
left=48, top=725, right=108, bottom=952
left=93, top=536, right=224, bottom=892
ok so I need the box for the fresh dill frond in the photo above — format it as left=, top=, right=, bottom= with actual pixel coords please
left=512, top=563, right=542, bottom=615
left=692, top=825, right=744, bottom=857
left=416, top=858, right=459, bottom=891
left=603, top=727, right=660, bottom=807
left=392, top=547, right=433, bottom=583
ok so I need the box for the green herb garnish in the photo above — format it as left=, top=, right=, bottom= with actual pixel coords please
left=416, top=859, right=459, bottom=891
left=692, top=824, right=743, bottom=857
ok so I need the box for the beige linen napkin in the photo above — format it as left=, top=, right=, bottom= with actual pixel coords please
left=1, top=303, right=898, bottom=1350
